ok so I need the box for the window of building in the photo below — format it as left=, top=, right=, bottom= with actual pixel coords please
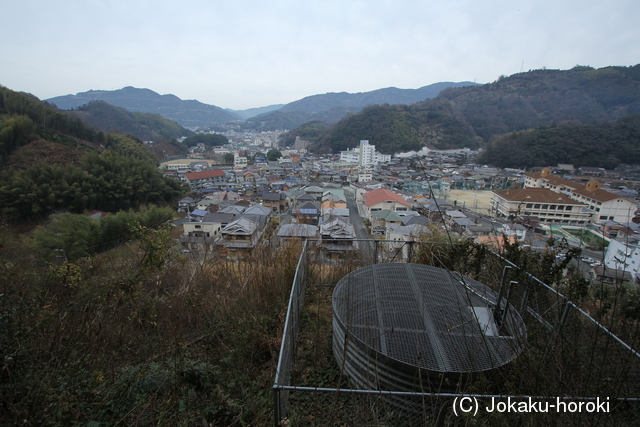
left=550, top=205, right=556, bottom=210
left=542, top=205, right=548, bottom=209
left=600, top=215, right=607, bottom=220
left=534, top=204, right=541, bottom=209
left=526, top=203, right=533, bottom=209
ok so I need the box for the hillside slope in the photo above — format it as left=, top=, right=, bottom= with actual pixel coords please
left=47, top=87, right=240, bottom=128
left=309, top=65, right=640, bottom=158
left=0, top=86, right=184, bottom=221
left=66, top=100, right=193, bottom=141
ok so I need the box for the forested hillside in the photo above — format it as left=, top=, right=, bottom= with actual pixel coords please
left=305, top=65, right=640, bottom=159
left=0, top=86, right=185, bottom=222
left=278, top=120, right=333, bottom=147
left=234, top=107, right=359, bottom=132
left=313, top=102, right=479, bottom=154
left=1, top=86, right=104, bottom=161
left=182, top=133, right=228, bottom=148
left=66, top=100, right=193, bottom=141
left=478, top=113, right=640, bottom=169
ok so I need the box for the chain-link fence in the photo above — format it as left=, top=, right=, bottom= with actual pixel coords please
left=273, top=240, right=640, bottom=426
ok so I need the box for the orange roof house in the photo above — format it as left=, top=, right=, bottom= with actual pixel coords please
left=184, top=169, right=226, bottom=190
left=362, top=188, right=412, bottom=220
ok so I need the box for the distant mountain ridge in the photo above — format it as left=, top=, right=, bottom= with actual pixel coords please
left=307, top=64, right=640, bottom=169
left=279, top=82, right=479, bottom=113
left=47, top=87, right=240, bottom=128
left=47, top=82, right=480, bottom=130
left=237, top=82, right=481, bottom=132
left=226, top=104, right=284, bottom=120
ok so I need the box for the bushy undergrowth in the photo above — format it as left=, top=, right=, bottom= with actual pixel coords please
left=0, top=225, right=299, bottom=426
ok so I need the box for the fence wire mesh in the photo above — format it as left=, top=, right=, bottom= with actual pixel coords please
left=273, top=239, right=640, bottom=426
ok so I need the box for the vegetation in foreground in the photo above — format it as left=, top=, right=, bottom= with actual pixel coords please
left=2, top=226, right=640, bottom=425
left=0, top=225, right=300, bottom=426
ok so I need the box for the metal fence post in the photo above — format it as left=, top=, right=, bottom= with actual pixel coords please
left=273, top=386, right=281, bottom=427
left=374, top=240, right=379, bottom=264
left=519, top=281, right=530, bottom=316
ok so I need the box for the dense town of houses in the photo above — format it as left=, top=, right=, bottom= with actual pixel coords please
left=162, top=132, right=640, bottom=284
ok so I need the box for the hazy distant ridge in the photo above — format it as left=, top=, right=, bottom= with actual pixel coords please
left=47, top=82, right=479, bottom=129
left=47, top=87, right=240, bottom=128
left=226, top=104, right=285, bottom=120
left=279, top=82, right=479, bottom=113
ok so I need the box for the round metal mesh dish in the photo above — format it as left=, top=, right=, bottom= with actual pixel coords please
left=332, top=263, right=527, bottom=391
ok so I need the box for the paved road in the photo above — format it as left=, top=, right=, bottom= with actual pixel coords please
left=345, top=192, right=368, bottom=240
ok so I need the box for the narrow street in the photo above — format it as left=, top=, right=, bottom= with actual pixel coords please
left=345, top=191, right=368, bottom=241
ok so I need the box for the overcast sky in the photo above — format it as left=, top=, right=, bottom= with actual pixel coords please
left=1, top=0, right=638, bottom=110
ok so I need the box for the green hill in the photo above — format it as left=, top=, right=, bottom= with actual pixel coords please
left=477, top=113, right=640, bottom=169
left=305, top=65, right=640, bottom=160
left=65, top=101, right=193, bottom=141
left=66, top=100, right=193, bottom=141
left=0, top=86, right=185, bottom=221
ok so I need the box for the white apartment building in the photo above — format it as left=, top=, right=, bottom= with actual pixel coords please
left=340, top=140, right=391, bottom=166
left=604, top=239, right=640, bottom=281
left=234, top=153, right=248, bottom=169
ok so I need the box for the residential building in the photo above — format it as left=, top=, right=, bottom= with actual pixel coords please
left=184, top=169, right=226, bottom=190
left=303, top=185, right=324, bottom=200
left=603, top=239, right=640, bottom=282
left=262, top=192, right=289, bottom=213
left=293, top=201, right=321, bottom=225
left=234, top=153, right=248, bottom=169
left=217, top=217, right=264, bottom=254
left=277, top=224, right=318, bottom=243
left=500, top=223, right=527, bottom=241
left=385, top=223, right=430, bottom=259
left=177, top=196, right=198, bottom=213
left=180, top=212, right=225, bottom=251
left=320, top=195, right=347, bottom=210
left=319, top=216, right=358, bottom=258
left=361, top=188, right=412, bottom=220
left=320, top=208, right=350, bottom=223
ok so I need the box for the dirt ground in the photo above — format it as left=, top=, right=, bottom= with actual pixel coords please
left=444, top=189, right=495, bottom=215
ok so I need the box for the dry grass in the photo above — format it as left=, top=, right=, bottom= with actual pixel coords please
left=0, top=228, right=301, bottom=426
